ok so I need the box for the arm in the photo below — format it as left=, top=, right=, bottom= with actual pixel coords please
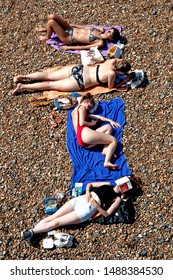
left=107, top=69, right=116, bottom=90
left=69, top=24, right=88, bottom=29
left=86, top=181, right=111, bottom=191
left=70, top=25, right=105, bottom=33
left=106, top=196, right=122, bottom=216
left=78, top=106, right=98, bottom=127
left=89, top=196, right=122, bottom=217
left=89, top=197, right=109, bottom=217
left=60, top=40, right=104, bottom=51
left=89, top=114, right=121, bottom=128
left=85, top=182, right=111, bottom=201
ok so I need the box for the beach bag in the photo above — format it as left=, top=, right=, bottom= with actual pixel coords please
left=53, top=92, right=82, bottom=110
left=80, top=47, right=104, bottom=65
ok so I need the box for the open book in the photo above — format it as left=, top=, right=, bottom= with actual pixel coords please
left=115, top=176, right=133, bottom=193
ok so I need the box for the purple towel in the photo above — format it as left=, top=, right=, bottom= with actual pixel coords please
left=46, top=25, right=122, bottom=57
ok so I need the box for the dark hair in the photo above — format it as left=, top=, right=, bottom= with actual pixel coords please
left=116, top=60, right=131, bottom=73
left=112, top=28, right=121, bottom=41
left=125, top=175, right=143, bottom=201
left=80, top=92, right=95, bottom=106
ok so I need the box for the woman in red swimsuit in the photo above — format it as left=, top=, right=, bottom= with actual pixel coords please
left=71, top=92, right=120, bottom=170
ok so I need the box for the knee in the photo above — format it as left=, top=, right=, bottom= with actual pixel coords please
left=107, top=124, right=113, bottom=134
left=112, top=138, right=117, bottom=145
left=48, top=19, right=56, bottom=27
left=105, top=124, right=112, bottom=134
left=48, top=14, right=55, bottom=20
left=43, top=81, right=51, bottom=89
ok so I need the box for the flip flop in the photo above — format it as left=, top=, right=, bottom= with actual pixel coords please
left=28, top=96, right=49, bottom=107
left=49, top=112, right=62, bottom=128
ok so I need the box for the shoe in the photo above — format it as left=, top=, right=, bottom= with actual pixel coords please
left=54, top=239, right=73, bottom=248
left=21, top=229, right=34, bottom=242
left=54, top=232, right=73, bottom=247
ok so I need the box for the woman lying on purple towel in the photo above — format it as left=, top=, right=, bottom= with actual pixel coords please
left=35, top=13, right=121, bottom=51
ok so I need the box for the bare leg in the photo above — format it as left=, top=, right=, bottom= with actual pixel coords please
left=13, top=65, right=73, bottom=83
left=46, top=18, right=71, bottom=43
left=103, top=139, right=118, bottom=170
left=12, top=83, right=23, bottom=95
left=38, top=14, right=71, bottom=43
left=13, top=75, right=26, bottom=83
left=47, top=14, right=70, bottom=30
left=35, top=27, right=47, bottom=32
left=96, top=124, right=112, bottom=135
left=102, top=146, right=117, bottom=158
left=82, top=128, right=118, bottom=169
left=96, top=124, right=117, bottom=161
left=12, top=64, right=80, bottom=94
left=38, top=35, right=50, bottom=41
left=33, top=200, right=81, bottom=234
left=33, top=212, right=80, bottom=234
left=12, top=76, right=81, bottom=95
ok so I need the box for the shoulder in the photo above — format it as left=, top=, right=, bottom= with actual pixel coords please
left=100, top=27, right=105, bottom=33
left=97, top=39, right=104, bottom=47
left=112, top=196, right=122, bottom=203
left=107, top=68, right=116, bottom=76
left=78, top=105, right=86, bottom=112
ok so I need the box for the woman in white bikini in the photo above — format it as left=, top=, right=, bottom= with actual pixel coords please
left=35, top=13, right=121, bottom=50
left=12, top=58, right=131, bottom=95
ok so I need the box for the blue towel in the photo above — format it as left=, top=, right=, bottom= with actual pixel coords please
left=66, top=98, right=131, bottom=195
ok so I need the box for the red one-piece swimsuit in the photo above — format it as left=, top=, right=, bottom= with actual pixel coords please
left=76, top=105, right=89, bottom=148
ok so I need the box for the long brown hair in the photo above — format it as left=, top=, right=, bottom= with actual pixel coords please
left=80, top=92, right=95, bottom=106
left=116, top=60, right=131, bottom=73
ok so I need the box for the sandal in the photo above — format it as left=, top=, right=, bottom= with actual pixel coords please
left=49, top=112, right=62, bottom=128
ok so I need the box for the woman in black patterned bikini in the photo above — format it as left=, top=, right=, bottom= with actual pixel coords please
left=12, top=59, right=131, bottom=95
left=35, top=13, right=121, bottom=51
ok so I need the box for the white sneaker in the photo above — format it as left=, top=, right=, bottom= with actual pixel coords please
left=54, top=232, right=73, bottom=247
left=54, top=239, right=73, bottom=248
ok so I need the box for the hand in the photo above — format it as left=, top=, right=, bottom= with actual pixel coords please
left=90, top=120, right=99, bottom=126
left=60, top=45, right=69, bottom=51
left=109, top=120, right=121, bottom=128
left=89, top=197, right=97, bottom=207
left=85, top=192, right=92, bottom=202
left=115, top=58, right=122, bottom=62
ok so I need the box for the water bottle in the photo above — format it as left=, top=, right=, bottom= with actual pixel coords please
left=54, top=190, right=65, bottom=204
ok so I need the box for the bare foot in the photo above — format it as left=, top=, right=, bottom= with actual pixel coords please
left=12, top=83, right=22, bottom=95
left=38, top=35, right=49, bottom=41
left=13, top=75, right=25, bottom=83
left=104, top=162, right=119, bottom=170
left=35, top=27, right=47, bottom=32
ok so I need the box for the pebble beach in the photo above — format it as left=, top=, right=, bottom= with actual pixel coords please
left=0, top=0, right=173, bottom=260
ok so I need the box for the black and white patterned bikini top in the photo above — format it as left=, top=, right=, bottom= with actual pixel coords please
left=89, top=28, right=101, bottom=42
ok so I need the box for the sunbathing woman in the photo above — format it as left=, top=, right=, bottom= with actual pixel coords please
left=13, top=58, right=131, bottom=95
left=21, top=180, right=130, bottom=242
left=71, top=92, right=120, bottom=170
left=35, top=13, right=121, bottom=50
